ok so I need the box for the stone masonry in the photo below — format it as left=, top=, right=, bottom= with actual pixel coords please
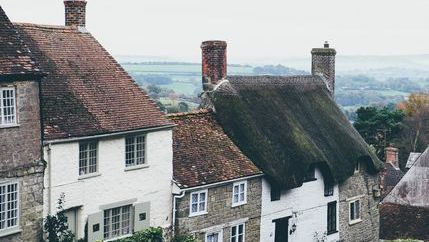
left=311, top=42, right=336, bottom=96
left=0, top=80, right=45, bottom=242
left=175, top=177, right=262, bottom=242
left=201, top=40, right=227, bottom=92
left=339, top=162, right=380, bottom=242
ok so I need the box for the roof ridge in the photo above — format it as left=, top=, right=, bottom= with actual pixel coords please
left=167, top=109, right=212, bottom=118
left=14, top=22, right=80, bottom=32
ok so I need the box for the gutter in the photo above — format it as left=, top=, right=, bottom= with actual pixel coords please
left=172, top=188, right=185, bottom=237
left=47, top=143, right=52, bottom=214
left=43, top=124, right=176, bottom=145
left=178, top=173, right=264, bottom=192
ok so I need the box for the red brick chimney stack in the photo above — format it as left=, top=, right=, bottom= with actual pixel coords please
left=64, top=0, right=87, bottom=27
left=385, top=146, right=399, bottom=168
left=201, top=40, right=227, bottom=92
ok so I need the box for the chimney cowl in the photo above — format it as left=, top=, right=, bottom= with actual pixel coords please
left=64, top=0, right=87, bottom=27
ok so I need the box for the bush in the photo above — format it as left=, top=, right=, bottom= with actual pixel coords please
left=43, top=194, right=75, bottom=242
left=111, top=227, right=163, bottom=242
left=172, top=234, right=198, bottom=242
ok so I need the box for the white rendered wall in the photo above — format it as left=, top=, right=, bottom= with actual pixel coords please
left=260, top=168, right=340, bottom=242
left=43, top=129, right=173, bottom=239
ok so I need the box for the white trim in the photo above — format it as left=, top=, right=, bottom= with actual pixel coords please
left=189, top=189, right=208, bottom=217
left=195, top=218, right=249, bottom=233
left=348, top=199, right=361, bottom=225
left=354, top=161, right=360, bottom=174
left=231, top=180, right=247, bottom=207
left=77, top=172, right=101, bottom=180
left=230, top=223, right=245, bottom=242
left=180, top=173, right=263, bottom=192
left=124, top=164, right=150, bottom=172
left=345, top=194, right=365, bottom=202
left=43, top=124, right=175, bottom=145
left=0, top=181, right=20, bottom=236
left=205, top=229, right=223, bottom=242
left=0, top=87, right=17, bottom=127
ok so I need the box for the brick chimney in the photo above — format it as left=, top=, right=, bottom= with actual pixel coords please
left=64, top=0, right=87, bottom=27
left=201, top=40, right=227, bottom=92
left=311, top=41, right=336, bottom=96
left=385, top=146, right=399, bottom=168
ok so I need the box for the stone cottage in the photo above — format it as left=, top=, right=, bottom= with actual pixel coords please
left=199, top=40, right=383, bottom=242
left=380, top=146, right=429, bottom=241
left=0, top=7, right=45, bottom=242
left=10, top=0, right=175, bottom=241
left=169, top=110, right=263, bottom=242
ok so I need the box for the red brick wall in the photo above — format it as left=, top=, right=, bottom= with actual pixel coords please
left=380, top=203, right=429, bottom=241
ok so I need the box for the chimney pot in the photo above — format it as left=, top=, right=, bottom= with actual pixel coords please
left=64, top=0, right=87, bottom=27
left=385, top=146, right=399, bottom=169
left=324, top=41, right=329, bottom=48
left=201, top=40, right=227, bottom=92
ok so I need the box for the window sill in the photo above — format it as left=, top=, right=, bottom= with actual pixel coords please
left=124, top=164, right=149, bottom=172
left=78, top=172, right=101, bottom=180
left=189, top=211, right=208, bottom=217
left=0, top=226, right=21, bottom=238
left=327, top=230, right=338, bottom=235
left=232, top=201, right=247, bottom=208
left=349, top=218, right=362, bottom=225
left=0, top=124, right=19, bottom=129
left=105, top=233, right=132, bottom=242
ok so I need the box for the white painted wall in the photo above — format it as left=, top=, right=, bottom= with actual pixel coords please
left=43, top=129, right=173, bottom=239
left=260, top=168, right=340, bottom=242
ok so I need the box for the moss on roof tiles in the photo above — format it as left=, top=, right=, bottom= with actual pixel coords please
left=210, top=75, right=382, bottom=189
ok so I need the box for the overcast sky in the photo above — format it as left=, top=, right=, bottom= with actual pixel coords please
left=2, top=0, right=429, bottom=63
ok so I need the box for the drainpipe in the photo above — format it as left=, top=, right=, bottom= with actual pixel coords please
left=172, top=190, right=185, bottom=237
left=47, top=143, right=52, bottom=214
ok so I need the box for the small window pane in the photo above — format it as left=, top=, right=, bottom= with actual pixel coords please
left=0, top=182, right=18, bottom=231
left=125, top=135, right=145, bottom=167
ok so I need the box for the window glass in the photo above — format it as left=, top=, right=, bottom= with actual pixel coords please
left=0, top=182, right=19, bottom=231
left=0, top=88, right=16, bottom=126
left=125, top=135, right=145, bottom=167
left=103, top=205, right=132, bottom=239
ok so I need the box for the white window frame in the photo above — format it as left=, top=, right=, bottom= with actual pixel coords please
left=232, top=181, right=247, bottom=207
left=0, top=87, right=17, bottom=127
left=0, top=181, right=20, bottom=237
left=205, top=229, right=223, bottom=242
left=348, top=199, right=361, bottom=225
left=103, top=205, right=133, bottom=240
left=189, top=189, right=208, bottom=217
left=230, top=223, right=245, bottom=242
left=125, top=134, right=146, bottom=168
left=78, top=141, right=98, bottom=177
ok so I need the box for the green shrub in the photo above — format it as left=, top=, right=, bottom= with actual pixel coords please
left=111, top=227, right=163, bottom=242
left=43, top=193, right=75, bottom=242
left=172, top=234, right=198, bottom=242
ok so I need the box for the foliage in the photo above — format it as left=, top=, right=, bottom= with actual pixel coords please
left=110, top=227, right=163, bottom=242
left=43, top=193, right=75, bottom=242
left=178, top=102, right=189, bottom=113
left=353, top=106, right=405, bottom=160
left=171, top=234, right=198, bottom=242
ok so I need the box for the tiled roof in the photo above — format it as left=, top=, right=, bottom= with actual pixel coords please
left=383, top=146, right=429, bottom=208
left=168, top=109, right=262, bottom=189
left=0, top=7, right=41, bottom=77
left=15, top=23, right=172, bottom=140
left=209, top=75, right=382, bottom=189
left=380, top=162, right=404, bottom=199
left=405, top=152, right=421, bottom=169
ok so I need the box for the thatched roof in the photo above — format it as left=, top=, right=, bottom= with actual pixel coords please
left=209, top=75, right=382, bottom=189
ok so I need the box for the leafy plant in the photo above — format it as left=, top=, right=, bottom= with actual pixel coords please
left=43, top=193, right=75, bottom=242
left=172, top=233, right=198, bottom=242
left=111, top=227, right=163, bottom=242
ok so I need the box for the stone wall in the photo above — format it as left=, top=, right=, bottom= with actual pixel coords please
left=175, top=177, right=262, bottom=242
left=339, top=162, right=380, bottom=242
left=0, top=80, right=44, bottom=241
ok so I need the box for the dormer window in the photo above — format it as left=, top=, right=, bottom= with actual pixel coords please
left=0, top=87, right=17, bottom=126
left=303, top=165, right=316, bottom=182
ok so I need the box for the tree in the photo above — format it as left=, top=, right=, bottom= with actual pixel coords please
left=44, top=193, right=75, bottom=242
left=396, top=93, right=429, bottom=164
left=178, top=102, right=189, bottom=113
left=353, top=106, right=405, bottom=160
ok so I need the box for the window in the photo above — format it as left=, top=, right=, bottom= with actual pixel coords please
left=189, top=190, right=207, bottom=216
left=270, top=188, right=281, bottom=201
left=232, top=181, right=247, bottom=206
left=0, top=182, right=19, bottom=232
left=230, top=223, right=245, bottom=242
left=206, top=230, right=222, bottom=242
left=125, top=135, right=145, bottom=167
left=103, top=205, right=132, bottom=239
left=327, top=201, right=337, bottom=234
left=324, top=183, right=334, bottom=196
left=303, top=165, right=316, bottom=182
left=354, top=161, right=360, bottom=173
left=79, top=142, right=97, bottom=176
left=0, top=87, right=16, bottom=126
left=349, top=200, right=361, bottom=224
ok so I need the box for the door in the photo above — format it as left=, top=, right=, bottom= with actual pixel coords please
left=65, top=208, right=78, bottom=241
left=273, top=217, right=290, bottom=242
